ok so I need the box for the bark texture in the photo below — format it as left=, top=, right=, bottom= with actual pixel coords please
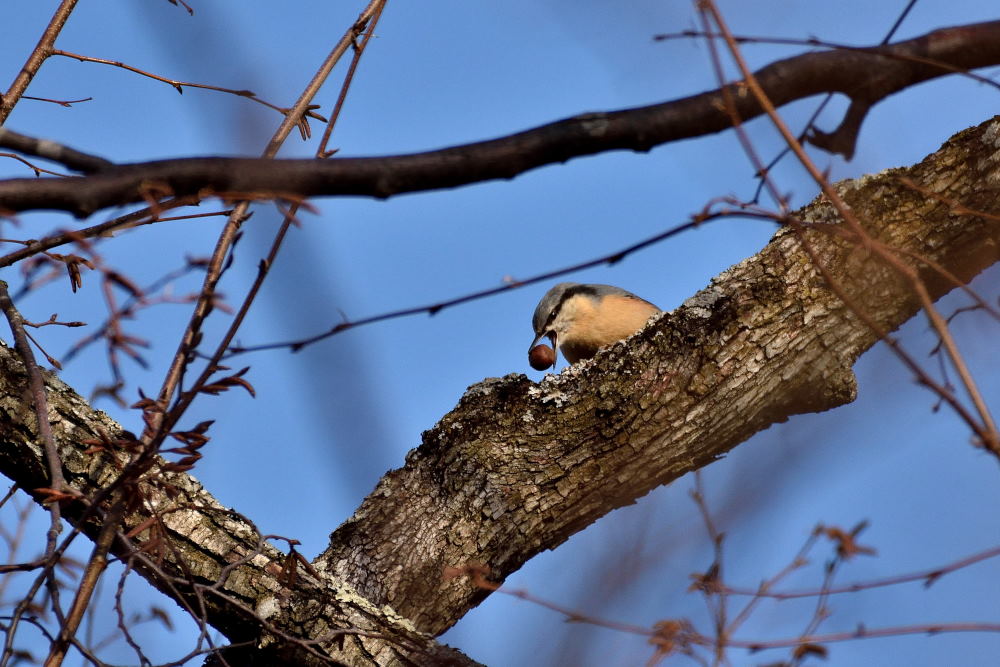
left=0, top=353, right=478, bottom=666
left=316, top=116, right=1000, bottom=634
left=0, top=117, right=998, bottom=664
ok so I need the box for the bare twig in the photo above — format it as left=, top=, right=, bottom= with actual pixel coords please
left=728, top=622, right=1000, bottom=653
left=0, top=197, right=223, bottom=270
left=315, top=0, right=387, bottom=156
left=190, top=0, right=387, bottom=382
left=744, top=0, right=923, bottom=200
left=700, top=0, right=1000, bottom=456
left=44, top=498, right=125, bottom=667
left=0, top=282, right=66, bottom=548
left=0, top=0, right=79, bottom=122
left=688, top=474, right=728, bottom=665
left=21, top=95, right=93, bottom=108
left=50, top=50, right=328, bottom=125
left=0, top=153, right=67, bottom=178
left=725, top=529, right=819, bottom=636
left=148, top=0, right=389, bottom=448
left=229, top=206, right=760, bottom=354
left=726, top=543, right=1000, bottom=600
left=445, top=563, right=665, bottom=641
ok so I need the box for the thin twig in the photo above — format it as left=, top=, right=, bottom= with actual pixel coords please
left=228, top=206, right=767, bottom=354
left=21, top=95, right=92, bottom=107
left=653, top=23, right=1000, bottom=95
left=701, top=0, right=1000, bottom=456
left=0, top=196, right=220, bottom=270
left=44, top=498, right=125, bottom=667
left=315, top=0, right=387, bottom=156
left=728, top=622, right=1000, bottom=652
left=0, top=152, right=67, bottom=178
left=0, top=0, right=79, bottom=122
left=50, top=50, right=328, bottom=124
left=149, top=0, right=388, bottom=447
left=689, top=473, right=728, bottom=665
left=0, top=281, right=65, bottom=550
left=726, top=543, right=1000, bottom=600
left=188, top=0, right=388, bottom=395
left=725, top=529, right=819, bottom=635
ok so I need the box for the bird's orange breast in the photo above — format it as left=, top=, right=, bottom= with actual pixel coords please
left=559, top=294, right=659, bottom=363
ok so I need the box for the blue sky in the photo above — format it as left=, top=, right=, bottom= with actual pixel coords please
left=2, top=1, right=999, bottom=665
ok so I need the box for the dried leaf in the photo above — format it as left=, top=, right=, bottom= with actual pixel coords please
left=793, top=643, right=828, bottom=659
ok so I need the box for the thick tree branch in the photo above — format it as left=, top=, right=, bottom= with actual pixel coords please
left=0, top=356, right=478, bottom=666
left=0, top=21, right=999, bottom=217
left=316, top=116, right=1000, bottom=634
left=0, top=117, right=998, bottom=662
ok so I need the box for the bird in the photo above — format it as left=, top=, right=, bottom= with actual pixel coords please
left=528, top=282, right=660, bottom=369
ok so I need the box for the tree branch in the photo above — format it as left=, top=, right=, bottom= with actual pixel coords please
left=0, top=127, right=112, bottom=174
left=0, top=116, right=998, bottom=662
left=0, top=21, right=998, bottom=217
left=316, top=115, right=1000, bottom=635
left=0, top=352, right=478, bottom=666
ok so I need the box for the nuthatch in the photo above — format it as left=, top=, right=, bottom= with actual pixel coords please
left=528, top=282, right=660, bottom=369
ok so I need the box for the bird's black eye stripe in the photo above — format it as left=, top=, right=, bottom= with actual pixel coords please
left=567, top=284, right=599, bottom=298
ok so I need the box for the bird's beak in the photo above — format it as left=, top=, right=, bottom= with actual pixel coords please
left=548, top=333, right=558, bottom=368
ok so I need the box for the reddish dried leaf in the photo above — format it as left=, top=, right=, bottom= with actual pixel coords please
left=793, top=643, right=829, bottom=659
left=32, top=487, right=76, bottom=503
left=191, top=420, right=214, bottom=433
left=823, top=526, right=877, bottom=559
left=280, top=552, right=299, bottom=587
left=169, top=431, right=209, bottom=447
left=175, top=454, right=202, bottom=467
left=150, top=606, right=174, bottom=630
left=225, top=375, right=256, bottom=397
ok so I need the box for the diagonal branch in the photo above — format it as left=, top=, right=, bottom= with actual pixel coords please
left=0, top=348, right=478, bottom=666
left=0, top=20, right=999, bottom=217
left=315, top=115, right=1000, bottom=635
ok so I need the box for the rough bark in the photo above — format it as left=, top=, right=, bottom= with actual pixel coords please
left=0, top=117, right=998, bottom=664
left=317, top=116, right=1000, bottom=633
left=0, top=354, right=478, bottom=666
left=0, top=21, right=998, bottom=216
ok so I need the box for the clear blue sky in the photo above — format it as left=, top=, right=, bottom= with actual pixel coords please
left=2, top=1, right=999, bottom=665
